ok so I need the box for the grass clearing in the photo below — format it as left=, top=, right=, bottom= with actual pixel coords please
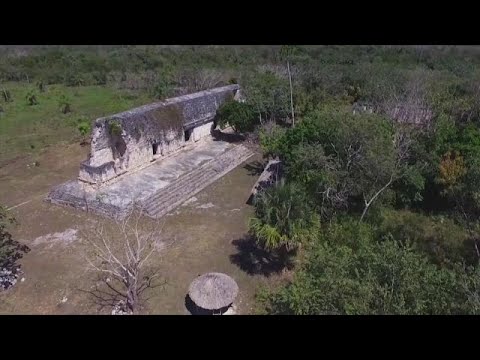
left=0, top=82, right=152, bottom=164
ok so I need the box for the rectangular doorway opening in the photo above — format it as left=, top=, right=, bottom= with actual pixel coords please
left=152, top=143, right=159, bottom=155
left=184, top=128, right=192, bottom=142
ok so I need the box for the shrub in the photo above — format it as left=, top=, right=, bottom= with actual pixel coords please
left=243, top=71, right=290, bottom=122
left=92, top=71, right=107, bottom=85
left=258, top=121, right=287, bottom=158
left=262, top=219, right=480, bottom=315
left=107, top=119, right=122, bottom=136
left=151, top=79, right=174, bottom=99
left=376, top=209, right=476, bottom=266
left=58, top=94, right=72, bottom=114
left=1, top=89, right=12, bottom=102
left=216, top=100, right=257, bottom=133
left=25, top=90, right=38, bottom=106
left=64, top=72, right=84, bottom=87
left=36, top=80, right=46, bottom=93
left=249, top=180, right=319, bottom=253
left=0, top=206, right=29, bottom=272
left=77, top=118, right=92, bottom=144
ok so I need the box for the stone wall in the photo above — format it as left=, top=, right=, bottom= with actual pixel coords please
left=191, top=122, right=215, bottom=142
left=79, top=84, right=241, bottom=185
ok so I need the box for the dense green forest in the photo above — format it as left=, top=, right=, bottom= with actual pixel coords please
left=3, top=45, right=480, bottom=313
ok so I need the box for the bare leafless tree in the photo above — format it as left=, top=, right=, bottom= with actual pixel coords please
left=81, top=209, right=165, bottom=314
left=176, top=69, right=225, bottom=94
left=375, top=70, right=433, bottom=129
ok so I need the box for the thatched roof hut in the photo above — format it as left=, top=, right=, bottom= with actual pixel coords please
left=188, top=272, right=239, bottom=311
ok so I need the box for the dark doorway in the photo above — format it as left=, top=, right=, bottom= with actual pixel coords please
left=184, top=128, right=192, bottom=142
left=152, top=143, right=158, bottom=155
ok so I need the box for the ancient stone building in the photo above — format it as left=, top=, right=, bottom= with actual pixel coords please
left=80, top=84, right=242, bottom=186
left=46, top=84, right=254, bottom=219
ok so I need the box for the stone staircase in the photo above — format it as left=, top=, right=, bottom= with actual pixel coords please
left=138, top=144, right=254, bottom=219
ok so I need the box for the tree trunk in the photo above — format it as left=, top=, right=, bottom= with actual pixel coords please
left=287, top=60, right=295, bottom=127
left=359, top=175, right=394, bottom=223
left=126, top=273, right=138, bottom=314
left=359, top=203, right=370, bottom=223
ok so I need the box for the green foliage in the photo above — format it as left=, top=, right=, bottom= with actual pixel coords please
left=36, top=80, right=46, bottom=93
left=5, top=46, right=480, bottom=312
left=437, top=150, right=467, bottom=192
left=420, top=114, right=480, bottom=216
left=279, top=45, right=301, bottom=62
left=244, top=71, right=290, bottom=122
left=216, top=100, right=257, bottom=133
left=92, top=71, right=107, bottom=85
left=64, top=72, right=85, bottom=87
left=0, top=206, right=29, bottom=271
left=77, top=120, right=91, bottom=137
left=376, top=209, right=476, bottom=266
left=2, top=88, right=12, bottom=102
left=430, top=113, right=458, bottom=159
left=265, top=106, right=404, bottom=218
left=58, top=94, right=72, bottom=114
left=151, top=66, right=176, bottom=100
left=249, top=180, right=319, bottom=252
left=25, top=89, right=38, bottom=106
left=0, top=83, right=152, bottom=165
left=77, top=118, right=91, bottom=143
left=107, top=119, right=122, bottom=136
left=456, top=123, right=480, bottom=160
left=262, top=219, right=480, bottom=315
left=258, top=122, right=287, bottom=158
left=152, top=80, right=174, bottom=100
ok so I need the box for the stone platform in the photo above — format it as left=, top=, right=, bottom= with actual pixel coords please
left=46, top=139, right=254, bottom=219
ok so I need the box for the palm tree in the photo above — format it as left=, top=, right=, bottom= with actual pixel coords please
left=249, top=180, right=319, bottom=263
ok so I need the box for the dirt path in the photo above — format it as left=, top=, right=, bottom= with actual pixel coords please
left=0, top=143, right=280, bottom=314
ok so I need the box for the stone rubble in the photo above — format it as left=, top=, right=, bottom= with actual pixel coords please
left=196, top=202, right=215, bottom=209
left=111, top=300, right=132, bottom=315
left=0, top=267, right=22, bottom=291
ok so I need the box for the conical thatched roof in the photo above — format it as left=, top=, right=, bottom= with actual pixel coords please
left=188, top=272, right=239, bottom=310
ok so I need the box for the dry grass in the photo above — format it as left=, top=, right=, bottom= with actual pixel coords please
left=0, top=144, right=281, bottom=314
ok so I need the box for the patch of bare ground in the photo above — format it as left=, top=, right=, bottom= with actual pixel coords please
left=0, top=142, right=285, bottom=314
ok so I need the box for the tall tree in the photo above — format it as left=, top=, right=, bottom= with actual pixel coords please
left=271, top=107, right=416, bottom=221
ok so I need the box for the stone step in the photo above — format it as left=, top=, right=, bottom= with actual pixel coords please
left=143, top=169, right=243, bottom=217
left=143, top=170, right=216, bottom=214
left=148, top=152, right=253, bottom=218
left=142, top=145, right=253, bottom=217
left=139, top=144, right=253, bottom=219
left=142, top=164, right=215, bottom=208
left=141, top=144, right=251, bottom=208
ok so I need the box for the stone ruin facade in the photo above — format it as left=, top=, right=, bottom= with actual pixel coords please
left=46, top=84, right=255, bottom=220
left=79, top=84, right=242, bottom=186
